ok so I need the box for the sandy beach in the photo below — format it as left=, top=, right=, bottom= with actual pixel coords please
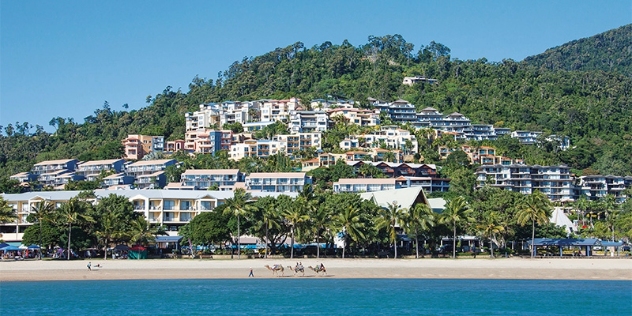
left=1, top=257, right=630, bottom=282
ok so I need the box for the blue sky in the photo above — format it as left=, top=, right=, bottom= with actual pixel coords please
left=1, top=1, right=630, bottom=131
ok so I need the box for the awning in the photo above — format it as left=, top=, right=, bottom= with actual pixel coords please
left=601, top=241, right=624, bottom=247
left=155, top=236, right=183, bottom=243
left=528, top=238, right=601, bottom=247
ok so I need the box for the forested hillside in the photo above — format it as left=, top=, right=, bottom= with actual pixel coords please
left=523, top=24, right=632, bottom=77
left=1, top=29, right=631, bottom=181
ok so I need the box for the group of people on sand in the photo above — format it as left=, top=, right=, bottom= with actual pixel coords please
left=86, top=262, right=102, bottom=271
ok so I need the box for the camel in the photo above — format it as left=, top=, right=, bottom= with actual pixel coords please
left=287, top=264, right=305, bottom=277
left=307, top=265, right=327, bottom=276
left=264, top=264, right=284, bottom=277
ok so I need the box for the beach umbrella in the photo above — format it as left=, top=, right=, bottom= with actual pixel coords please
left=114, top=244, right=130, bottom=251
left=19, top=244, right=28, bottom=250
left=0, top=243, right=9, bottom=248
left=1, top=246, right=21, bottom=252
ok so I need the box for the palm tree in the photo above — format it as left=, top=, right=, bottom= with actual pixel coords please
left=0, top=197, right=17, bottom=224
left=311, top=205, right=331, bottom=259
left=333, top=204, right=365, bottom=258
left=439, top=196, right=473, bottom=259
left=476, top=211, right=504, bottom=258
left=405, top=203, right=435, bottom=258
left=31, top=200, right=55, bottom=259
left=57, top=198, right=94, bottom=260
left=129, top=217, right=163, bottom=246
left=222, top=188, right=256, bottom=259
left=283, top=201, right=310, bottom=259
left=515, top=191, right=552, bottom=258
left=573, top=195, right=590, bottom=228
left=375, top=201, right=405, bottom=259
left=96, top=212, right=119, bottom=260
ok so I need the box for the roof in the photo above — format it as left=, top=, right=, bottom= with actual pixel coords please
left=155, top=236, right=183, bottom=243
left=335, top=178, right=395, bottom=185
left=182, top=169, right=240, bottom=175
left=10, top=172, right=31, bottom=178
left=528, top=238, right=601, bottom=246
left=137, top=171, right=165, bottom=178
left=78, top=159, right=124, bottom=166
left=128, top=159, right=175, bottom=166
left=359, top=187, right=428, bottom=210
left=104, top=173, right=129, bottom=179
left=247, top=173, right=306, bottom=178
left=427, top=198, right=446, bottom=211
left=550, top=208, right=575, bottom=234
left=34, top=159, right=77, bottom=166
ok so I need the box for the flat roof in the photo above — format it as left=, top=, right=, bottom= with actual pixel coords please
left=247, top=172, right=306, bottom=178
left=34, top=159, right=76, bottom=166
left=78, top=159, right=124, bottom=166
left=335, top=178, right=395, bottom=185
left=182, top=169, right=240, bottom=175
left=128, top=159, right=175, bottom=166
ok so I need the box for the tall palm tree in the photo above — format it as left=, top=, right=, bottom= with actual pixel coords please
left=573, top=195, right=590, bottom=228
left=333, top=204, right=365, bottom=258
left=57, top=198, right=94, bottom=260
left=476, top=211, right=504, bottom=258
left=0, top=197, right=17, bottom=224
left=129, top=217, right=164, bottom=246
left=311, top=205, right=331, bottom=259
left=405, top=203, right=435, bottom=258
left=222, top=188, right=256, bottom=259
left=439, top=196, right=473, bottom=259
left=96, top=212, right=119, bottom=260
left=516, top=191, right=552, bottom=258
left=375, top=201, right=405, bottom=259
left=283, top=201, right=310, bottom=259
left=31, top=200, right=55, bottom=259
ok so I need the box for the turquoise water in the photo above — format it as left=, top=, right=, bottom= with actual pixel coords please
left=1, top=279, right=630, bottom=315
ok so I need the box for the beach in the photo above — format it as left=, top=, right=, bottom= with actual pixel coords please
left=1, top=257, right=630, bottom=282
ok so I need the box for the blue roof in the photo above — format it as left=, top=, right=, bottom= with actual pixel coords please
left=529, top=238, right=601, bottom=246
left=601, top=241, right=624, bottom=247
left=155, top=236, right=183, bottom=243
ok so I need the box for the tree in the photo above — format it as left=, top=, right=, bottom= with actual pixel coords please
left=333, top=204, right=365, bottom=258
left=439, top=196, right=473, bottom=259
left=283, top=201, right=309, bottom=259
left=129, top=217, right=164, bottom=246
left=179, top=207, right=231, bottom=247
left=222, top=188, right=256, bottom=259
left=375, top=201, right=405, bottom=259
left=476, top=211, right=505, bottom=258
left=516, top=191, right=553, bottom=258
left=56, top=198, right=94, bottom=260
left=30, top=200, right=55, bottom=258
left=405, top=203, right=435, bottom=258
left=0, top=197, right=17, bottom=224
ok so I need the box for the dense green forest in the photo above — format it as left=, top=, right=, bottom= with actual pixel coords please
left=1, top=25, right=631, bottom=180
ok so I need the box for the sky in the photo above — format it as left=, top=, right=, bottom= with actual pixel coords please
left=1, top=1, right=630, bottom=132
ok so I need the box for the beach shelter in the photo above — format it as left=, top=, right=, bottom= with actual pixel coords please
left=0, top=243, right=9, bottom=248
left=1, top=246, right=21, bottom=252
left=128, top=245, right=147, bottom=259
left=27, top=245, right=41, bottom=250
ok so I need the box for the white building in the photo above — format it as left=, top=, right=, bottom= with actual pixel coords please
left=288, top=110, right=328, bottom=133
left=230, top=139, right=283, bottom=160
left=259, top=98, right=300, bottom=122
left=245, top=173, right=311, bottom=193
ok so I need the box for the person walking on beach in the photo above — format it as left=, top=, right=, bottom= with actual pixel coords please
left=249, top=267, right=254, bottom=277
left=87, top=262, right=91, bottom=271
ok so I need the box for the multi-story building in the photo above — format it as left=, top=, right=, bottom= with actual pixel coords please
left=373, top=99, right=417, bottom=124
left=0, top=189, right=298, bottom=241
left=30, top=159, right=79, bottom=175
left=310, top=98, right=355, bottom=111
left=122, top=135, right=164, bottom=160
left=184, top=130, right=233, bottom=154
left=9, top=172, right=38, bottom=184
left=179, top=169, right=245, bottom=190
left=126, top=159, right=176, bottom=189
left=327, top=108, right=380, bottom=126
left=273, top=133, right=322, bottom=155
left=346, top=161, right=439, bottom=178
left=510, top=131, right=542, bottom=145
left=245, top=173, right=311, bottom=193
left=229, top=139, right=283, bottom=160
left=340, top=126, right=418, bottom=154
left=243, top=121, right=276, bottom=132
left=578, top=175, right=632, bottom=203
left=102, top=173, right=135, bottom=189
left=475, top=164, right=575, bottom=201
left=288, top=110, right=328, bottom=133
left=402, top=76, right=438, bottom=86
left=165, top=140, right=185, bottom=154
left=333, top=178, right=397, bottom=193
left=186, top=104, right=221, bottom=131
left=75, top=159, right=126, bottom=181
left=218, top=101, right=255, bottom=127
left=260, top=98, right=300, bottom=122
left=438, top=145, right=523, bottom=166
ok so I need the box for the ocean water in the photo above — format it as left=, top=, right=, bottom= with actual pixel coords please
left=1, top=279, right=630, bottom=315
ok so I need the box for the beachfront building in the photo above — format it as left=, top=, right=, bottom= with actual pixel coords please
left=578, top=175, right=632, bottom=203
left=288, top=110, right=328, bottom=133
left=0, top=189, right=299, bottom=241
left=229, top=139, right=283, bottom=160
left=273, top=133, right=322, bottom=155
left=75, top=159, right=126, bottom=181
left=327, top=108, right=380, bottom=127
left=178, top=169, right=245, bottom=190
left=244, top=173, right=311, bottom=193
left=122, top=135, right=164, bottom=160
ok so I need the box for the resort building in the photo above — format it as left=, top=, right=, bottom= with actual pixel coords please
left=510, top=131, right=542, bottom=145
left=30, top=159, right=79, bottom=175
left=186, top=104, right=221, bottom=131
left=578, top=175, right=632, bottom=203
left=273, top=133, right=322, bottom=155
left=244, top=173, right=311, bottom=193
left=288, top=110, right=328, bottom=133
left=333, top=178, right=397, bottom=193
left=9, top=172, right=38, bottom=184
left=178, top=169, right=245, bottom=190
left=165, top=140, right=185, bottom=154
left=102, top=173, right=135, bottom=189
left=438, top=145, right=523, bottom=165
left=184, top=129, right=233, bottom=154
left=75, top=159, right=126, bottom=181
left=122, top=135, right=164, bottom=160
left=0, top=189, right=298, bottom=241
left=259, top=98, right=300, bottom=122
left=402, top=76, right=438, bottom=86
left=327, top=108, right=380, bottom=126
left=372, top=99, right=417, bottom=124
left=125, top=159, right=176, bottom=189
left=230, top=139, right=283, bottom=160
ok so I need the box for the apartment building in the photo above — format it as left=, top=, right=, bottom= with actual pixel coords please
left=126, top=159, right=176, bottom=189
left=75, top=159, right=126, bottom=181
left=102, top=173, right=135, bottom=188
left=578, top=175, right=632, bottom=203
left=218, top=101, right=255, bottom=127
left=245, top=173, right=311, bottom=193
left=184, top=130, right=233, bottom=154
left=260, top=98, right=299, bottom=122
left=327, top=108, right=380, bottom=126
left=475, top=164, right=575, bottom=201
left=402, top=76, right=438, bottom=86
left=347, top=161, right=439, bottom=178
left=30, top=159, right=79, bottom=175
left=185, top=104, right=221, bottom=131
left=510, top=131, right=542, bottom=145
left=0, top=189, right=298, bottom=241
left=230, top=139, right=283, bottom=160
left=333, top=178, right=396, bottom=193
left=288, top=110, right=328, bottom=133
left=179, top=169, right=245, bottom=190
left=273, top=133, right=322, bottom=155
left=165, top=140, right=185, bottom=154
left=122, top=135, right=164, bottom=160
left=9, top=172, right=38, bottom=184
left=438, top=145, right=523, bottom=166
left=340, top=126, right=418, bottom=154
left=373, top=99, right=417, bottom=124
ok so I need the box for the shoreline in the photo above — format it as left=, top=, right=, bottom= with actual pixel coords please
left=1, top=257, right=631, bottom=282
